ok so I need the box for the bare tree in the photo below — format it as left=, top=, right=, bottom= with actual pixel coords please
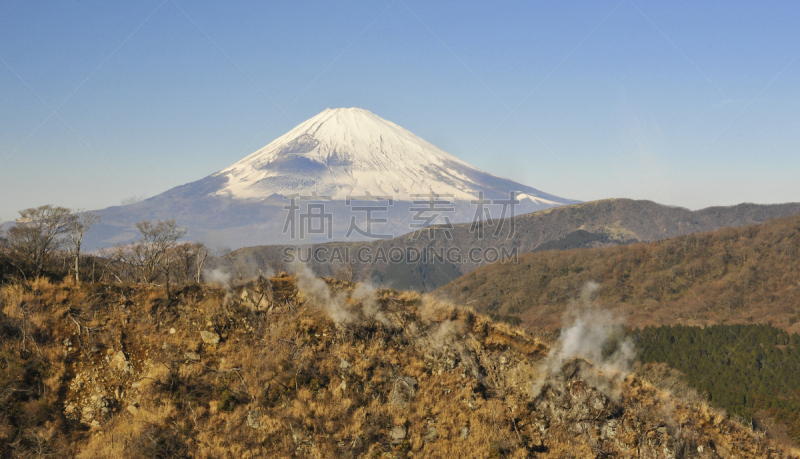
left=6, top=205, right=72, bottom=277
left=98, top=244, right=134, bottom=284
left=171, top=241, right=208, bottom=284
left=188, top=242, right=209, bottom=284
left=193, top=243, right=208, bottom=283
left=0, top=229, right=11, bottom=283
left=132, top=219, right=187, bottom=284
left=66, top=211, right=99, bottom=284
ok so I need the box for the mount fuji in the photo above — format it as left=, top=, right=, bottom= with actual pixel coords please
left=89, top=108, right=578, bottom=249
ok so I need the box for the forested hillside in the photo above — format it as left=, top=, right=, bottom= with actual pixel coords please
left=229, top=199, right=800, bottom=291
left=633, top=324, right=800, bottom=442
left=438, top=214, right=800, bottom=331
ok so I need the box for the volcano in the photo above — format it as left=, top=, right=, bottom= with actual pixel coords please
left=89, top=108, right=578, bottom=248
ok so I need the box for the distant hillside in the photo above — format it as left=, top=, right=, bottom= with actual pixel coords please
left=437, top=213, right=800, bottom=332
left=228, top=199, right=800, bottom=291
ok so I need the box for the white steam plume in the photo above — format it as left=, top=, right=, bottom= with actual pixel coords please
left=205, top=268, right=232, bottom=288
left=293, top=263, right=354, bottom=324
left=532, top=282, right=634, bottom=400
left=351, top=283, right=390, bottom=325
left=204, top=268, right=235, bottom=304
left=292, top=263, right=390, bottom=325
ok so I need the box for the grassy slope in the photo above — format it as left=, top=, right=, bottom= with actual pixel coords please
left=1, top=277, right=796, bottom=457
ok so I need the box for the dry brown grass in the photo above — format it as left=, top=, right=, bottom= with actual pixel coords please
left=0, top=275, right=796, bottom=458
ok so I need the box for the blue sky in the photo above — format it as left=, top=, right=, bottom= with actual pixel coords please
left=1, top=0, right=799, bottom=220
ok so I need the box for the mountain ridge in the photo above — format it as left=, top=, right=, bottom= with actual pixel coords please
left=225, top=198, right=800, bottom=291
left=435, top=211, right=800, bottom=332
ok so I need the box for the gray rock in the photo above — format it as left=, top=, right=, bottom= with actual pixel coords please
left=81, top=394, right=109, bottom=423
left=423, top=427, right=438, bottom=443
left=351, top=435, right=364, bottom=451
left=601, top=419, right=620, bottom=439
left=82, top=405, right=94, bottom=420
left=390, top=426, right=407, bottom=445
left=390, top=376, right=417, bottom=407
left=111, top=351, right=130, bottom=373
left=459, top=426, right=470, bottom=440
left=246, top=409, right=264, bottom=429
left=201, top=330, right=220, bottom=344
left=185, top=351, right=201, bottom=361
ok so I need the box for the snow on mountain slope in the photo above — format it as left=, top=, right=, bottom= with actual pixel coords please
left=212, top=107, right=565, bottom=205
left=88, top=107, right=578, bottom=249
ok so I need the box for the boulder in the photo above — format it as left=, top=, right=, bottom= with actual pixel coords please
left=390, top=376, right=417, bottom=407
left=423, top=427, right=439, bottom=443
left=201, top=330, right=220, bottom=345
left=390, top=426, right=407, bottom=445
left=111, top=351, right=130, bottom=373
left=246, top=409, right=264, bottom=429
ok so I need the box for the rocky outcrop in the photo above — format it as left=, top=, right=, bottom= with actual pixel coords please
left=5, top=277, right=794, bottom=458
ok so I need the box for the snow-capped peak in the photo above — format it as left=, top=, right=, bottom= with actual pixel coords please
left=213, top=107, right=561, bottom=205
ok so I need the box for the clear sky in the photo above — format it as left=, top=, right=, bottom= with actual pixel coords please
left=1, top=0, right=799, bottom=221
